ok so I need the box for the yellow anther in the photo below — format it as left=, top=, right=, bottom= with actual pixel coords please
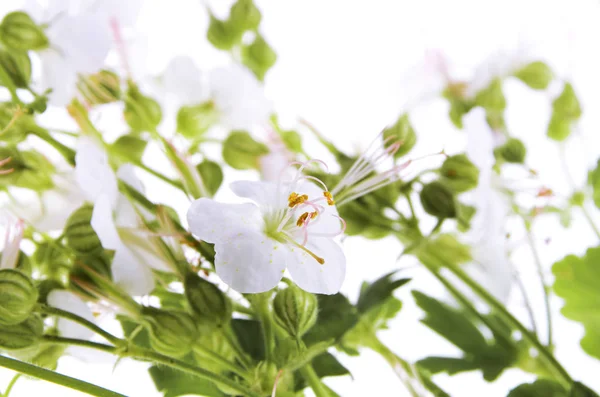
left=288, top=192, right=308, bottom=208
left=323, top=191, right=335, bottom=206
left=296, top=211, right=318, bottom=227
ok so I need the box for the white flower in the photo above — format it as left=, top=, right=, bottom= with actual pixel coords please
left=162, top=56, right=207, bottom=106
left=209, top=64, right=272, bottom=130
left=464, top=108, right=514, bottom=302
left=75, top=137, right=168, bottom=296
left=47, top=290, right=96, bottom=341
left=187, top=162, right=346, bottom=294
left=1, top=219, right=24, bottom=269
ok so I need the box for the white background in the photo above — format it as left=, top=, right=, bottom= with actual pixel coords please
left=2, top=0, right=600, bottom=396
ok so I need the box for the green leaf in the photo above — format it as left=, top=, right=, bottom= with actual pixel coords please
left=241, top=34, right=277, bottom=81
left=111, top=134, right=148, bottom=164
left=507, top=379, right=567, bottom=397
left=207, top=14, right=242, bottom=51
left=176, top=102, right=219, bottom=138
left=382, top=113, right=417, bottom=158
left=149, top=365, right=226, bottom=397
left=513, top=61, right=553, bottom=90
left=571, top=382, right=600, bottom=397
left=553, top=246, right=600, bottom=360
left=474, top=78, right=506, bottom=112
left=0, top=147, right=55, bottom=191
left=588, top=159, right=600, bottom=209
left=222, top=130, right=269, bottom=170
left=293, top=353, right=350, bottom=392
left=231, top=318, right=265, bottom=361
left=418, top=357, right=480, bottom=375
left=303, top=294, right=358, bottom=346
left=457, top=203, right=476, bottom=232
left=229, top=0, right=262, bottom=32
left=356, top=272, right=410, bottom=314
left=547, top=83, right=581, bottom=141
left=196, top=160, right=223, bottom=197
left=280, top=130, right=303, bottom=153
left=416, top=234, right=472, bottom=269
left=547, top=112, right=572, bottom=142
left=119, top=316, right=151, bottom=349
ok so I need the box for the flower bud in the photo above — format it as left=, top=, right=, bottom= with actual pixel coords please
left=273, top=285, right=318, bottom=339
left=0, top=50, right=31, bottom=88
left=474, top=78, right=506, bottom=112
left=176, top=101, right=218, bottom=138
left=439, top=154, right=479, bottom=193
left=184, top=272, right=232, bottom=327
left=124, top=82, right=162, bottom=133
left=222, top=131, right=269, bottom=170
left=64, top=204, right=103, bottom=256
left=77, top=70, right=121, bottom=106
left=382, top=113, right=417, bottom=158
left=0, top=269, right=38, bottom=326
left=0, top=146, right=55, bottom=191
left=0, top=12, right=49, bottom=51
left=252, top=361, right=278, bottom=393
left=230, top=0, right=262, bottom=32
left=513, top=61, right=553, bottom=90
left=141, top=307, right=198, bottom=357
left=419, top=181, right=457, bottom=219
left=0, top=314, right=43, bottom=350
left=494, top=138, right=526, bottom=164
left=241, top=34, right=277, bottom=81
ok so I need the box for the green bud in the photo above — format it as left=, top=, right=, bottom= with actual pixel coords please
left=494, top=137, right=526, bottom=163
left=0, top=50, right=31, bottom=88
left=419, top=181, right=457, bottom=218
left=382, top=113, right=417, bottom=157
left=142, top=307, right=198, bottom=357
left=0, top=104, right=31, bottom=144
left=176, top=101, right=219, bottom=138
left=111, top=134, right=148, bottom=165
left=0, top=12, right=49, bottom=51
left=241, top=34, right=277, bottom=81
left=207, top=14, right=241, bottom=51
left=251, top=361, right=278, bottom=393
left=124, top=83, right=162, bottom=133
left=547, top=112, right=571, bottom=141
left=222, top=130, right=269, bottom=170
left=552, top=82, right=581, bottom=119
left=184, top=272, right=231, bottom=327
left=64, top=205, right=103, bottom=255
left=513, top=61, right=553, bottom=90
left=0, top=269, right=39, bottom=326
left=439, top=154, right=479, bottom=193
left=230, top=0, right=262, bottom=32
left=0, top=146, right=55, bottom=190
left=77, top=70, right=121, bottom=106
left=474, top=78, right=506, bottom=112
left=0, top=314, right=43, bottom=350
left=193, top=328, right=236, bottom=373
left=196, top=160, right=223, bottom=197
left=570, top=191, right=585, bottom=207
left=273, top=285, right=318, bottom=339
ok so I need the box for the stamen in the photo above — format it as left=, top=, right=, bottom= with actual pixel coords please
left=324, top=191, right=335, bottom=206
left=287, top=238, right=325, bottom=265
left=0, top=157, right=13, bottom=175
left=288, top=192, right=308, bottom=207
left=296, top=211, right=318, bottom=227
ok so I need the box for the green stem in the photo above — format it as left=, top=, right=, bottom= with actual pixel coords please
left=43, top=336, right=262, bottom=397
left=0, top=64, right=22, bottom=104
left=580, top=205, right=600, bottom=240
left=3, top=373, right=20, bottom=397
left=134, top=161, right=185, bottom=192
left=224, top=326, right=252, bottom=369
left=192, top=344, right=250, bottom=379
left=38, top=305, right=123, bottom=346
left=448, top=265, right=572, bottom=387
left=405, top=192, right=417, bottom=221
left=256, top=299, right=275, bottom=361
left=299, top=364, right=329, bottom=397
left=29, top=127, right=76, bottom=165
left=0, top=354, right=125, bottom=397
left=525, top=228, right=553, bottom=348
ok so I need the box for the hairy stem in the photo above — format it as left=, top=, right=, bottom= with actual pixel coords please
left=299, top=364, right=329, bottom=397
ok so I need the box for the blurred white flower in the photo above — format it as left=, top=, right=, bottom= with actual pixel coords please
left=162, top=56, right=207, bottom=106
left=0, top=219, right=24, bottom=269
left=187, top=165, right=346, bottom=294
left=75, top=137, right=168, bottom=296
left=259, top=131, right=294, bottom=182
left=464, top=108, right=513, bottom=303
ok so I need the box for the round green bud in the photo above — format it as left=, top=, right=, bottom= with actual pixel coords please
left=0, top=269, right=39, bottom=326
left=252, top=361, right=278, bottom=393
left=176, top=101, right=218, bottom=138
left=0, top=12, right=49, bottom=51
left=222, top=131, right=269, bottom=170
left=0, top=50, right=31, bottom=88
left=230, top=0, right=262, bottom=33
left=513, top=61, right=553, bottom=90
left=382, top=113, right=417, bottom=158
left=77, top=70, right=122, bottom=106
left=474, top=78, right=506, bottom=112
left=142, top=307, right=198, bottom=357
left=64, top=204, right=103, bottom=255
left=273, top=285, right=318, bottom=339
left=494, top=138, right=526, bottom=164
left=419, top=181, right=457, bottom=219
left=0, top=313, right=43, bottom=351
left=124, top=82, right=162, bottom=133
left=440, top=154, right=479, bottom=193
left=184, top=272, right=232, bottom=327
left=570, top=191, right=585, bottom=207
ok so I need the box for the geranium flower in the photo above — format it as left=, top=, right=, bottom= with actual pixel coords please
left=0, top=219, right=24, bottom=270
left=75, top=136, right=168, bottom=296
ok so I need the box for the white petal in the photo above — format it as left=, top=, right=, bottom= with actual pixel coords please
left=163, top=56, right=206, bottom=105
left=117, top=164, right=144, bottom=193
left=259, top=150, right=292, bottom=182
left=111, top=247, right=155, bottom=296
left=286, top=238, right=346, bottom=295
left=38, top=50, right=77, bottom=106
left=295, top=181, right=341, bottom=235
left=91, top=194, right=121, bottom=250
left=214, top=232, right=286, bottom=293
left=89, top=0, right=143, bottom=27
left=187, top=198, right=263, bottom=243
left=47, top=290, right=96, bottom=340
left=230, top=180, right=281, bottom=209
left=75, top=137, right=119, bottom=207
